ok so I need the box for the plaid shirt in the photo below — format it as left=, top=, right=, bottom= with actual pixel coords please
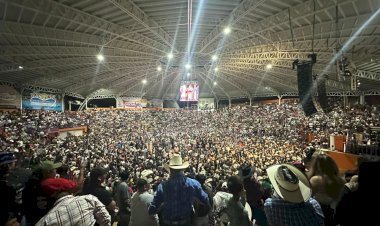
left=35, top=195, right=111, bottom=226
left=264, top=197, right=324, bottom=226
left=148, top=173, right=209, bottom=222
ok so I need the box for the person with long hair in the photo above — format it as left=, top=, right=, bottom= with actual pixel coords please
left=307, top=153, right=345, bottom=226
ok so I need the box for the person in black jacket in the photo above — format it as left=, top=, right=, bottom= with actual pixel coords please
left=239, top=165, right=268, bottom=226
left=22, top=160, right=61, bottom=225
left=335, top=161, right=380, bottom=226
left=0, top=152, right=20, bottom=226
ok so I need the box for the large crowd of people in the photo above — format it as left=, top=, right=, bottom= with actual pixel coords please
left=1, top=101, right=380, bottom=226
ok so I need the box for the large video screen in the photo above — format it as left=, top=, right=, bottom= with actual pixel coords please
left=180, top=81, right=199, bottom=101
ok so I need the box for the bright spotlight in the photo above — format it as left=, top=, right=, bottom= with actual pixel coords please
left=97, top=54, right=104, bottom=61
left=223, top=27, right=231, bottom=35
left=185, top=64, right=191, bottom=69
left=142, top=79, right=147, bottom=84
left=18, top=65, right=23, bottom=69
left=187, top=72, right=190, bottom=77
left=157, top=66, right=162, bottom=72
left=212, top=55, right=218, bottom=61
left=167, top=53, right=174, bottom=59
left=213, top=81, right=217, bottom=86
left=266, top=64, right=273, bottom=69
left=214, top=67, right=219, bottom=72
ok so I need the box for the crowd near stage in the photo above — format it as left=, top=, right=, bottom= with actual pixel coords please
left=1, top=101, right=380, bottom=226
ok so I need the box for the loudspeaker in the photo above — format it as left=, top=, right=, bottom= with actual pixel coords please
left=316, top=75, right=331, bottom=113
left=297, top=62, right=317, bottom=116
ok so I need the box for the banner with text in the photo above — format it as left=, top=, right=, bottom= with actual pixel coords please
left=117, top=97, right=147, bottom=108
left=22, top=90, right=63, bottom=111
left=0, top=85, right=21, bottom=109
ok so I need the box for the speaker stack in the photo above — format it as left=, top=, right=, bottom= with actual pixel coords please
left=296, top=62, right=318, bottom=116
left=316, top=75, right=331, bottom=113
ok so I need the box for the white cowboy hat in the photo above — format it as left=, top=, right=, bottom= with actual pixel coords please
left=140, top=169, right=154, bottom=183
left=266, top=163, right=311, bottom=203
left=164, top=154, right=189, bottom=171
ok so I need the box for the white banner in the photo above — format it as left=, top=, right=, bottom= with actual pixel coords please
left=0, top=85, right=21, bottom=109
left=116, top=97, right=147, bottom=108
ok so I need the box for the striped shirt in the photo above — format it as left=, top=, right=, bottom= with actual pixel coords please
left=35, top=195, right=111, bottom=226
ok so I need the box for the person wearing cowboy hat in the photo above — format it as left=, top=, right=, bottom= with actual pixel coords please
left=264, top=164, right=324, bottom=226
left=238, top=165, right=268, bottom=226
left=148, top=154, right=210, bottom=226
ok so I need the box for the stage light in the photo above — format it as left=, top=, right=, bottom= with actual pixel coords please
left=223, top=27, right=231, bottom=35
left=142, top=79, right=147, bottom=84
left=214, top=67, right=218, bottom=72
left=212, top=55, right=218, bottom=61
left=97, top=54, right=104, bottom=61
left=185, top=64, right=191, bottom=69
left=18, top=66, right=23, bottom=69
left=266, top=64, right=273, bottom=69
left=157, top=66, right=162, bottom=71
left=187, top=72, right=190, bottom=77
left=213, top=81, right=217, bottom=85
left=167, top=53, right=173, bottom=59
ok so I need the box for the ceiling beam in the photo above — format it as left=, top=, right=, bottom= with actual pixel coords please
left=67, top=67, right=155, bottom=93
left=0, top=21, right=164, bottom=56
left=198, top=71, right=225, bottom=100
left=221, top=66, right=298, bottom=91
left=108, top=0, right=177, bottom=52
left=200, top=0, right=357, bottom=53
left=2, top=0, right=168, bottom=52
left=28, top=63, right=152, bottom=86
left=0, top=45, right=160, bottom=58
left=222, top=61, right=350, bottom=90
left=355, top=70, right=380, bottom=81
left=197, top=0, right=267, bottom=53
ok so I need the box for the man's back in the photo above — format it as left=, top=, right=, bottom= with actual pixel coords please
left=264, top=197, right=324, bottom=226
left=148, top=173, right=209, bottom=223
left=115, top=181, right=130, bottom=214
left=35, top=195, right=111, bottom=226
left=129, top=191, right=158, bottom=226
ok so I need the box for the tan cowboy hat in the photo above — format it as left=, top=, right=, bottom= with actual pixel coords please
left=164, top=154, right=189, bottom=171
left=140, top=169, right=154, bottom=183
left=266, top=163, right=311, bottom=203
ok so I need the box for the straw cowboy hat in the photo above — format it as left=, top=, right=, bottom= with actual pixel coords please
left=140, top=169, right=154, bottom=183
left=164, top=154, right=189, bottom=171
left=266, top=163, right=311, bottom=203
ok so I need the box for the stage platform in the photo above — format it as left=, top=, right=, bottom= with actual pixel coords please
left=322, top=149, right=358, bottom=173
